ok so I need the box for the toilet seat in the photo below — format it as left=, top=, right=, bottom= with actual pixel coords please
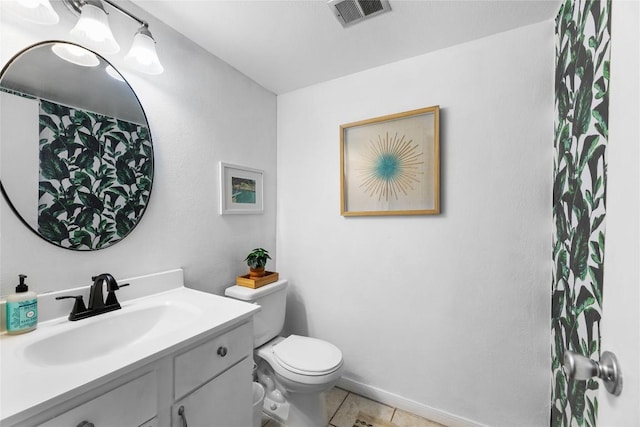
left=273, top=335, right=343, bottom=376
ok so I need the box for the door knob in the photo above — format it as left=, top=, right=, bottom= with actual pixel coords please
left=563, top=350, right=623, bottom=396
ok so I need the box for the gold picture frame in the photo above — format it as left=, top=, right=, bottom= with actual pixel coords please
left=340, top=106, right=440, bottom=216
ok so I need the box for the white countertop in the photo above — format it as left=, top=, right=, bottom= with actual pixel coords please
left=0, top=270, right=259, bottom=425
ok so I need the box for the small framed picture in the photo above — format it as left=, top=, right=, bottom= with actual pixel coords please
left=340, top=106, right=440, bottom=216
left=219, top=162, right=264, bottom=214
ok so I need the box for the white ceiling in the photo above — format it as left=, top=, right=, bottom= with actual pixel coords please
left=131, top=0, right=561, bottom=94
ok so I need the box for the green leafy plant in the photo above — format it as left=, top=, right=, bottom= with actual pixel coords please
left=244, top=248, right=271, bottom=270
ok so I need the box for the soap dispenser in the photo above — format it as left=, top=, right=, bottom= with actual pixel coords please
left=5, top=274, right=38, bottom=334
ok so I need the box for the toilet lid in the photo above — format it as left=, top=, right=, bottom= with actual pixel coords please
left=273, top=335, right=343, bottom=376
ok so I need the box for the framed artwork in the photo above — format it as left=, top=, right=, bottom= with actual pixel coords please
left=340, top=106, right=440, bottom=216
left=219, top=162, right=264, bottom=214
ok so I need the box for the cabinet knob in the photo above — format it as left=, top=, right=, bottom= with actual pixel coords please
left=77, top=422, right=95, bottom=427
left=217, top=346, right=228, bottom=357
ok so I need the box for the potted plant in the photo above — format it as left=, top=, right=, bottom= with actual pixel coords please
left=245, top=248, right=271, bottom=278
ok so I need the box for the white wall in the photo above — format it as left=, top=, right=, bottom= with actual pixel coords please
left=0, top=1, right=277, bottom=297
left=0, top=93, right=39, bottom=228
left=277, top=21, right=554, bottom=427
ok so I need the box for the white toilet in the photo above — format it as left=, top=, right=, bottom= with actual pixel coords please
left=225, top=279, right=343, bottom=427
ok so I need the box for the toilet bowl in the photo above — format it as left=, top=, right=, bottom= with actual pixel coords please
left=225, top=280, right=343, bottom=427
left=256, top=336, right=343, bottom=426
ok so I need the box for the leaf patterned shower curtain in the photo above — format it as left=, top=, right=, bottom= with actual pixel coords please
left=551, top=0, right=611, bottom=426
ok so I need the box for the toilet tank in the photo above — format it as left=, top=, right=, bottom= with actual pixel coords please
left=225, top=280, right=288, bottom=347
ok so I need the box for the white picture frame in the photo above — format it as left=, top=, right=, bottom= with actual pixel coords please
left=219, top=162, right=264, bottom=215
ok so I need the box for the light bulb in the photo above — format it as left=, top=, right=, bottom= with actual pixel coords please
left=70, top=1, right=120, bottom=54
left=125, top=26, right=164, bottom=75
left=51, top=43, right=99, bottom=67
left=2, top=0, right=59, bottom=25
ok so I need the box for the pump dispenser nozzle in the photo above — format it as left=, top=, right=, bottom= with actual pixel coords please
left=16, top=274, right=28, bottom=293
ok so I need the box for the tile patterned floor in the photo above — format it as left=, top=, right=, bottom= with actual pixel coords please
left=262, top=387, right=446, bottom=427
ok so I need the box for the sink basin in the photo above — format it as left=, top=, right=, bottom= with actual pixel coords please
left=23, top=301, right=202, bottom=366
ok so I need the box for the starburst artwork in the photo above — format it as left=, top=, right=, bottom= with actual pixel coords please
left=358, top=132, right=424, bottom=201
left=340, top=106, right=440, bottom=216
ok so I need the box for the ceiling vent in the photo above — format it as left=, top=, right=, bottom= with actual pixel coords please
left=328, top=0, right=392, bottom=28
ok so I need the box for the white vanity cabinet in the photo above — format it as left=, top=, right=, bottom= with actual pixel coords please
left=12, top=321, right=253, bottom=427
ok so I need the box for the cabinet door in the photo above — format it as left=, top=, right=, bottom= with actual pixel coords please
left=173, top=357, right=252, bottom=427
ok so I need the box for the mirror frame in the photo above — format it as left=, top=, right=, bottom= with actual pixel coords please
left=0, top=41, right=154, bottom=251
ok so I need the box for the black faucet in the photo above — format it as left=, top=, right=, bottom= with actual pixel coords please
left=56, top=273, right=129, bottom=321
left=89, top=273, right=116, bottom=310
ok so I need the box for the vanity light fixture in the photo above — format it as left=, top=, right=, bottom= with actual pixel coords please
left=2, top=0, right=60, bottom=25
left=63, top=0, right=164, bottom=75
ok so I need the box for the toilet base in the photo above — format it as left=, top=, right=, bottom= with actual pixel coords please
left=263, top=395, right=289, bottom=423
left=263, top=391, right=328, bottom=427
left=287, top=391, right=328, bottom=427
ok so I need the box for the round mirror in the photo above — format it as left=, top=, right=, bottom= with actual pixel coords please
left=0, top=41, right=154, bottom=250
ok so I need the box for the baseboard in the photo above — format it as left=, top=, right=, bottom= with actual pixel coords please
left=336, top=377, right=489, bottom=427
